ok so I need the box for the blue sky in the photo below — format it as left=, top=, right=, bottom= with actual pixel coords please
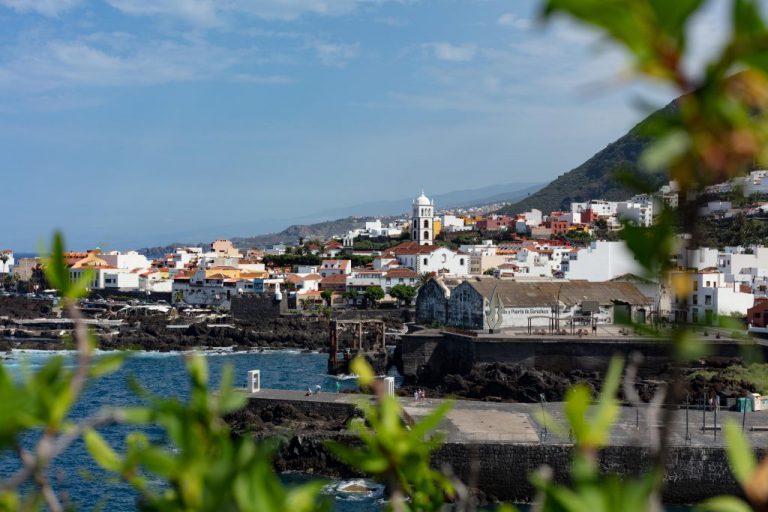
left=0, top=0, right=728, bottom=251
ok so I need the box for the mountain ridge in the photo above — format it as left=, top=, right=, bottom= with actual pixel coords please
left=498, top=101, right=676, bottom=215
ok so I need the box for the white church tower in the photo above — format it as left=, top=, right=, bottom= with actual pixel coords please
left=412, top=190, right=434, bottom=245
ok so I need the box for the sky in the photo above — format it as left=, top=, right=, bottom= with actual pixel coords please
left=0, top=0, right=731, bottom=251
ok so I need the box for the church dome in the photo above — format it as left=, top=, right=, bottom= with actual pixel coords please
left=414, top=191, right=431, bottom=206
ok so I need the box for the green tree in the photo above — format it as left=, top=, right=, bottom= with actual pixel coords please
left=390, top=284, right=417, bottom=307
left=363, top=286, right=385, bottom=308
left=320, top=288, right=333, bottom=306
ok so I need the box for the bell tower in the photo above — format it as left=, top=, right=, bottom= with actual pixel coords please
left=412, top=190, right=434, bottom=245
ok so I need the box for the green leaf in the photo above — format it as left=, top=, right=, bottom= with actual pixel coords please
left=43, top=232, right=69, bottom=297
left=640, top=130, right=691, bottom=171
left=734, top=0, right=767, bottom=38
left=84, top=428, right=123, bottom=472
left=648, top=0, right=704, bottom=40
left=89, top=353, right=126, bottom=378
left=350, top=356, right=374, bottom=387
left=564, top=384, right=591, bottom=442
left=695, top=495, right=753, bottom=512
left=724, top=420, right=756, bottom=486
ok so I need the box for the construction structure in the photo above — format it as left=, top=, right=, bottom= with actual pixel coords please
left=327, top=319, right=387, bottom=375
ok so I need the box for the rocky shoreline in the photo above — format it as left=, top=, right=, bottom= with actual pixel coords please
left=1, top=296, right=406, bottom=353
left=398, top=358, right=763, bottom=407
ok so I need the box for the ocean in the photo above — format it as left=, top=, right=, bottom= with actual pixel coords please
left=0, top=350, right=694, bottom=511
left=0, top=350, right=382, bottom=511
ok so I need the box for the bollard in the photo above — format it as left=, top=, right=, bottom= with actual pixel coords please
left=247, top=369, right=261, bottom=393
left=383, top=376, right=395, bottom=397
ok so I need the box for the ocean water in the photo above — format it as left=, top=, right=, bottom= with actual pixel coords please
left=0, top=350, right=694, bottom=511
left=0, top=350, right=381, bottom=511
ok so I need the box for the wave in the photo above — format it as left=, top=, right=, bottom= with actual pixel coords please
left=323, top=479, right=385, bottom=502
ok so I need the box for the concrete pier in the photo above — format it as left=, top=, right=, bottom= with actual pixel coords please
left=241, top=389, right=768, bottom=503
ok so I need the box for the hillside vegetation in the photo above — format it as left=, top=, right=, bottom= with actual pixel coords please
left=499, top=102, right=675, bottom=215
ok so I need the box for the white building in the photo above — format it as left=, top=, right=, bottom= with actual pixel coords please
left=562, top=241, right=645, bottom=282
left=387, top=243, right=469, bottom=277
left=440, top=214, right=470, bottom=233
left=139, top=270, right=173, bottom=293
left=100, top=251, right=151, bottom=271
left=616, top=196, right=654, bottom=227
left=669, top=269, right=755, bottom=323
left=412, top=191, right=434, bottom=245
left=571, top=200, right=618, bottom=217
left=0, top=250, right=14, bottom=274
left=717, top=247, right=768, bottom=283
left=742, top=170, right=768, bottom=196
left=319, top=259, right=352, bottom=277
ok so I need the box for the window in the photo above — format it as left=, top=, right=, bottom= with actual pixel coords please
left=423, top=230, right=429, bottom=239
left=705, top=295, right=712, bottom=306
left=693, top=295, right=698, bottom=305
left=423, top=258, right=428, bottom=265
left=423, top=219, right=429, bottom=228
left=460, top=258, right=465, bottom=266
left=693, top=280, right=698, bottom=291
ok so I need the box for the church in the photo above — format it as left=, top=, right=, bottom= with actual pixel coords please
left=380, top=191, right=469, bottom=277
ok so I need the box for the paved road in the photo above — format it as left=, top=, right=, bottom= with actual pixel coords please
left=246, top=389, right=768, bottom=447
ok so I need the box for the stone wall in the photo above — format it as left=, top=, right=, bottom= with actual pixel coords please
left=415, top=280, right=449, bottom=325
left=230, top=295, right=286, bottom=322
left=434, top=442, right=756, bottom=503
left=91, top=289, right=172, bottom=303
left=399, top=332, right=762, bottom=382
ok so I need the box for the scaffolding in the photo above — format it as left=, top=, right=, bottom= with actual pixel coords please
left=327, top=319, right=386, bottom=375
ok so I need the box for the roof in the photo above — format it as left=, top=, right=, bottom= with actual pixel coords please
left=458, top=279, right=652, bottom=307
left=414, top=192, right=432, bottom=206
left=321, top=259, right=350, bottom=269
left=385, top=268, right=420, bottom=278
left=321, top=274, right=348, bottom=285
left=385, top=242, right=442, bottom=256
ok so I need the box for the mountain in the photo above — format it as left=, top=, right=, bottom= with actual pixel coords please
left=311, top=182, right=545, bottom=218
left=229, top=217, right=381, bottom=249
left=137, top=182, right=545, bottom=254
left=498, top=102, right=675, bottom=215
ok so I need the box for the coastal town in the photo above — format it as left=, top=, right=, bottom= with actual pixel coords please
left=4, top=172, right=768, bottom=334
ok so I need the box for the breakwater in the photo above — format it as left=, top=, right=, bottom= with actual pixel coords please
left=237, top=389, right=768, bottom=504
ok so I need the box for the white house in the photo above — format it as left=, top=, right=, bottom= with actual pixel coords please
left=562, top=241, right=645, bottom=282
left=319, top=259, right=352, bottom=277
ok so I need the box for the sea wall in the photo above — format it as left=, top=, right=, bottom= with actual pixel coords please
left=433, top=442, right=754, bottom=503
left=400, top=332, right=760, bottom=382
left=237, top=394, right=754, bottom=504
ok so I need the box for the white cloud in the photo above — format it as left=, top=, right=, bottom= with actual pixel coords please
left=422, top=42, right=477, bottom=62
left=309, top=41, right=360, bottom=66
left=106, top=0, right=218, bottom=25
left=0, top=36, right=288, bottom=91
left=497, top=13, right=530, bottom=30
left=105, top=0, right=367, bottom=23
left=376, top=16, right=408, bottom=27
left=0, top=0, right=82, bottom=16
